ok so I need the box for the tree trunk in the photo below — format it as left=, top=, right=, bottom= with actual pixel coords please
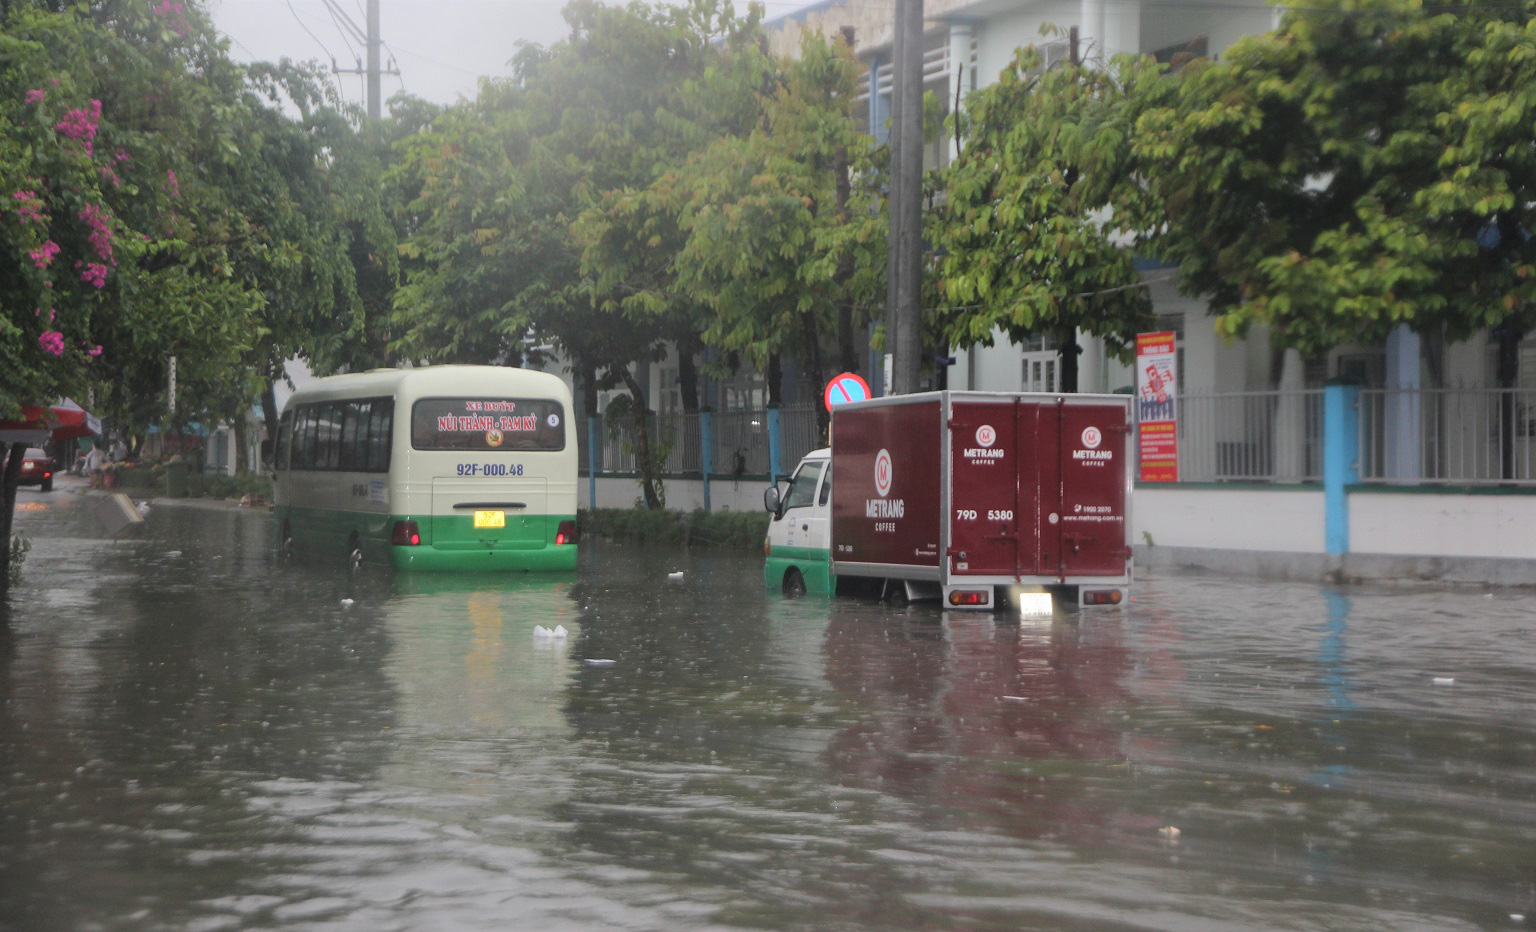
left=801, top=312, right=830, bottom=442
left=767, top=353, right=783, bottom=407
left=619, top=368, right=662, bottom=510
left=234, top=409, right=250, bottom=476
left=677, top=335, right=702, bottom=414
left=0, top=443, right=25, bottom=597
left=1058, top=329, right=1081, bottom=393
left=262, top=377, right=282, bottom=468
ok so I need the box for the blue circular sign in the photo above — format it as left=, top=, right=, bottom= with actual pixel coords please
left=824, top=372, right=871, bottom=411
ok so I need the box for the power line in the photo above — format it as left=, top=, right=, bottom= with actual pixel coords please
left=283, top=0, right=346, bottom=98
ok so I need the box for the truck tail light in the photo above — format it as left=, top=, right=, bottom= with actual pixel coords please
left=391, top=519, right=421, bottom=546
left=1082, top=589, right=1123, bottom=606
left=948, top=589, right=990, bottom=607
left=555, top=520, right=578, bottom=545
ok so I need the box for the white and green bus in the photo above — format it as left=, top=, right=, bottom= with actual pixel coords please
left=272, top=365, right=579, bottom=572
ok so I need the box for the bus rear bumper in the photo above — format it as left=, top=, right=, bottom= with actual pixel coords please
left=388, top=545, right=578, bottom=572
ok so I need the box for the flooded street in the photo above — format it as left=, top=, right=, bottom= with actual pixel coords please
left=2, top=487, right=1534, bottom=930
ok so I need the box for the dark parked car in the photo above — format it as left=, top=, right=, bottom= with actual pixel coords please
left=19, top=447, right=54, bottom=492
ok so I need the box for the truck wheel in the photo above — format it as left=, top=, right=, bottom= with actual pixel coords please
left=782, top=568, right=806, bottom=598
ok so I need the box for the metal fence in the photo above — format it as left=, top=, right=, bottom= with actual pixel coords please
left=1359, top=387, right=1536, bottom=484
left=588, top=404, right=824, bottom=477
left=586, top=389, right=1536, bottom=488
left=1165, top=390, right=1325, bottom=483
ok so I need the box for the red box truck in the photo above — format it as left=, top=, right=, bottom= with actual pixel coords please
left=764, top=391, right=1132, bottom=611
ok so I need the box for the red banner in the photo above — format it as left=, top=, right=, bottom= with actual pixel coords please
left=1136, top=331, right=1179, bottom=482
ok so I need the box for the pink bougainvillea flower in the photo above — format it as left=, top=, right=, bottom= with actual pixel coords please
left=25, top=89, right=45, bottom=106
left=29, top=240, right=60, bottom=268
left=38, top=330, right=65, bottom=357
left=77, top=261, right=109, bottom=289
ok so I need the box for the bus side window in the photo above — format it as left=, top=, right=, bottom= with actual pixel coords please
left=292, top=407, right=313, bottom=470
left=339, top=402, right=363, bottom=471
left=369, top=400, right=393, bottom=472
left=782, top=461, right=823, bottom=511
left=818, top=464, right=832, bottom=506
left=319, top=404, right=342, bottom=470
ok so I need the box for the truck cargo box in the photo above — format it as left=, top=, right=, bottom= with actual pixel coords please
left=829, top=391, right=1132, bottom=608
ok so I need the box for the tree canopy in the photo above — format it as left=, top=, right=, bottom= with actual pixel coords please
left=1137, top=0, right=1536, bottom=361
left=928, top=43, right=1169, bottom=388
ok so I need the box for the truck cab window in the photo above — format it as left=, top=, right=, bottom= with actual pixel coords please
left=818, top=464, right=832, bottom=506
left=782, top=462, right=824, bottom=510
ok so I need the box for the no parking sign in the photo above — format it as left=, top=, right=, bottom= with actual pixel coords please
left=823, top=372, right=871, bottom=412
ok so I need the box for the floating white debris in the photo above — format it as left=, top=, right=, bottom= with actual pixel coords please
left=339, top=598, right=354, bottom=609
left=533, top=625, right=554, bottom=638
left=1509, top=914, right=1524, bottom=923
left=584, top=658, right=617, bottom=667
left=1158, top=826, right=1180, bottom=839
left=667, top=571, right=684, bottom=582
left=135, top=501, right=151, bottom=516
left=553, top=624, right=568, bottom=638
left=166, top=550, right=181, bottom=558
left=1432, top=677, right=1455, bottom=686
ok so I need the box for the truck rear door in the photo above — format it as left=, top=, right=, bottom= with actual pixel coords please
left=947, top=398, right=1041, bottom=578
left=1051, top=401, right=1130, bottom=578
left=949, top=396, right=1129, bottom=582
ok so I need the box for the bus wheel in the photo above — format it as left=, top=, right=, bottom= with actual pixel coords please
left=279, top=522, right=294, bottom=562
left=347, top=534, right=363, bottom=573
left=782, top=568, right=806, bottom=598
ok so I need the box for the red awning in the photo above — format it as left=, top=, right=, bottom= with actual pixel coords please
left=0, top=399, right=102, bottom=444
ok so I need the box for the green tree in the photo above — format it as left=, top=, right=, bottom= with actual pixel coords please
left=391, top=0, right=761, bottom=508
left=0, top=0, right=262, bottom=588
left=665, top=31, right=884, bottom=430
left=1137, top=0, right=1536, bottom=368
left=928, top=42, right=1167, bottom=391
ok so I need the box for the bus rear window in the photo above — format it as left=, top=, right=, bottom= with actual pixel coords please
left=411, top=398, right=566, bottom=452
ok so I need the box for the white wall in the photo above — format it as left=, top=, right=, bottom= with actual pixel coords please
left=1133, top=485, right=1326, bottom=552
left=1351, top=492, right=1536, bottom=560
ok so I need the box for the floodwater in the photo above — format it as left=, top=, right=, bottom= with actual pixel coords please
left=2, top=486, right=1534, bottom=931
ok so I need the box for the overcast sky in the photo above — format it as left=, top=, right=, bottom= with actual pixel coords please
left=207, top=0, right=811, bottom=109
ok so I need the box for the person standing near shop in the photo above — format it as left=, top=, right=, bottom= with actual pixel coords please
left=83, top=444, right=107, bottom=489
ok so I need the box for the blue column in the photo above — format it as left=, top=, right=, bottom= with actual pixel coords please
left=1323, top=384, right=1360, bottom=556
left=700, top=410, right=714, bottom=513
left=587, top=413, right=600, bottom=510
left=767, top=407, right=782, bottom=483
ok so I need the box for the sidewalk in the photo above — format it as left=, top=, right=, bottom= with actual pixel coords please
left=57, top=471, right=266, bottom=511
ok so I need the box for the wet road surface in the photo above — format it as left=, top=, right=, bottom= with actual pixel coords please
left=1, top=485, right=1534, bottom=929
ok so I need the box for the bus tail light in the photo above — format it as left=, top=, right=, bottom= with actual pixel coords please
left=555, top=520, right=578, bottom=546
left=1082, top=589, right=1123, bottom=606
left=391, top=519, right=421, bottom=547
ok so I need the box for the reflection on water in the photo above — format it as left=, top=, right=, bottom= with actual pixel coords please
left=0, top=496, right=1533, bottom=929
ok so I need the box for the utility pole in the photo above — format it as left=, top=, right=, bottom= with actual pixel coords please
left=886, top=0, right=925, bottom=395
left=328, top=0, right=399, bottom=120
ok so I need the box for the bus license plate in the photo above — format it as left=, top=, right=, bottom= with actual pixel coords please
left=473, top=510, right=505, bottom=529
